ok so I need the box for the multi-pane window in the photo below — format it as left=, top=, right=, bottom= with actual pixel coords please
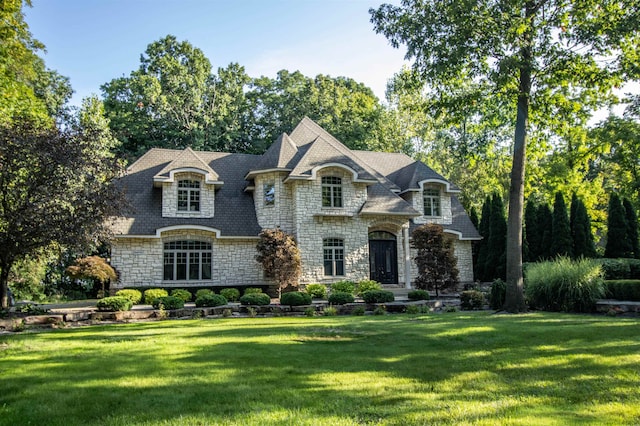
left=177, top=180, right=201, bottom=212
left=322, top=176, right=343, bottom=207
left=264, top=182, right=275, bottom=206
left=423, top=188, right=441, bottom=217
left=323, top=238, right=344, bottom=276
left=163, top=240, right=212, bottom=281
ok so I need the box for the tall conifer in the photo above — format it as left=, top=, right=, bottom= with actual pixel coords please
left=571, top=195, right=596, bottom=258
left=485, top=194, right=507, bottom=280
left=605, top=193, right=632, bottom=258
left=623, top=198, right=639, bottom=259
left=550, top=192, right=573, bottom=258
left=539, top=204, right=553, bottom=260
left=475, top=196, right=492, bottom=281
left=524, top=200, right=541, bottom=262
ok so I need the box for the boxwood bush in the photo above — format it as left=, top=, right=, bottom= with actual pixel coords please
left=143, top=288, right=168, bottom=304
left=330, top=280, right=356, bottom=295
left=355, top=280, right=382, bottom=296
left=604, top=280, right=640, bottom=301
left=195, top=289, right=214, bottom=299
left=244, top=287, right=263, bottom=295
left=171, top=289, right=192, bottom=302
left=304, top=283, right=327, bottom=299
left=526, top=257, right=605, bottom=313
left=489, top=279, right=506, bottom=310
left=96, top=296, right=133, bottom=312
left=408, top=289, right=430, bottom=301
left=280, top=291, right=312, bottom=306
left=240, top=293, right=271, bottom=305
left=460, top=290, right=485, bottom=310
left=195, top=294, right=228, bottom=307
left=220, top=288, right=240, bottom=302
left=328, top=291, right=354, bottom=305
left=152, top=296, right=184, bottom=310
left=115, top=289, right=142, bottom=304
left=361, top=290, right=395, bottom=303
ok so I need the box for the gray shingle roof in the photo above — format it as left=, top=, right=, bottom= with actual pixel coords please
left=154, top=147, right=220, bottom=182
left=409, top=196, right=482, bottom=240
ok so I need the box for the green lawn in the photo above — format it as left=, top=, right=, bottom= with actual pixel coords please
left=0, top=312, right=638, bottom=425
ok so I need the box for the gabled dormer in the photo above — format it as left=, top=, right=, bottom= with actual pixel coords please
left=153, top=147, right=223, bottom=218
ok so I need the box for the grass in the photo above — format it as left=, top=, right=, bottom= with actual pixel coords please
left=0, top=312, right=639, bottom=425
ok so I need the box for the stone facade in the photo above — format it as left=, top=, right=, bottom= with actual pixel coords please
left=161, top=172, right=215, bottom=218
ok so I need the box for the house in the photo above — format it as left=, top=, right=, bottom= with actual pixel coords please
left=110, top=117, right=480, bottom=293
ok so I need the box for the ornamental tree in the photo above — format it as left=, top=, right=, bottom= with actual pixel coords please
left=371, top=0, right=640, bottom=312
left=66, top=256, right=117, bottom=298
left=412, top=224, right=459, bottom=298
left=255, top=228, right=302, bottom=298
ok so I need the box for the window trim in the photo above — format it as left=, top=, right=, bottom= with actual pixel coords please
left=321, top=176, right=343, bottom=208
left=177, top=179, right=201, bottom=212
left=423, top=187, right=441, bottom=217
left=323, top=238, right=345, bottom=276
left=163, top=240, right=212, bottom=282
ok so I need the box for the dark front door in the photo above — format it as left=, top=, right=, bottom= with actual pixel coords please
left=369, top=233, right=398, bottom=284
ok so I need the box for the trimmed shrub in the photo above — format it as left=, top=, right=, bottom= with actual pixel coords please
left=355, top=280, right=382, bottom=296
left=408, top=289, right=430, bottom=301
left=195, top=293, right=228, bottom=307
left=604, top=280, right=640, bottom=301
left=244, top=287, right=263, bottom=295
left=628, top=259, right=640, bottom=279
left=526, top=257, right=605, bottom=313
left=328, top=291, right=354, bottom=305
left=220, top=288, right=240, bottom=302
left=352, top=306, right=366, bottom=316
left=115, top=289, right=142, bottom=305
left=152, top=296, right=184, bottom=310
left=96, top=296, right=133, bottom=312
left=280, top=291, right=312, bottom=306
left=361, top=290, right=395, bottom=303
left=240, top=293, right=271, bottom=306
left=323, top=306, right=338, bottom=316
left=460, top=290, right=485, bottom=310
left=195, top=289, right=214, bottom=299
left=596, top=259, right=631, bottom=280
left=305, top=283, right=328, bottom=299
left=330, top=280, right=356, bottom=295
left=143, top=288, right=168, bottom=304
left=171, top=289, right=192, bottom=302
left=489, top=279, right=506, bottom=310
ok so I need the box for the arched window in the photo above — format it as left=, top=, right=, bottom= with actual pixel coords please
left=423, top=187, right=441, bottom=217
left=163, top=240, right=212, bottom=281
left=178, top=180, right=201, bottom=212
left=322, top=176, right=343, bottom=207
left=323, top=238, right=344, bottom=276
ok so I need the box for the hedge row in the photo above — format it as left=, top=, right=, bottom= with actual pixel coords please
left=604, top=280, right=640, bottom=301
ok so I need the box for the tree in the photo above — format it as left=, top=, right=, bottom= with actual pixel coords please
left=371, top=0, right=639, bottom=312
left=550, top=192, right=573, bottom=258
left=412, top=224, right=459, bottom=297
left=0, top=120, right=124, bottom=308
left=623, top=198, right=639, bottom=259
left=255, top=228, right=302, bottom=298
left=524, top=200, right=541, bottom=262
left=475, top=196, right=492, bottom=281
left=66, top=256, right=117, bottom=298
left=539, top=204, right=554, bottom=261
left=570, top=194, right=597, bottom=259
left=604, top=193, right=632, bottom=258
left=484, top=194, right=507, bottom=281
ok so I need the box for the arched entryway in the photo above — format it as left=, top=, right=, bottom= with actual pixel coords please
left=368, top=231, right=398, bottom=284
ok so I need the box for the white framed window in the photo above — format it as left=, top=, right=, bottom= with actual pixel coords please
left=264, top=182, right=275, bottom=206
left=323, top=238, right=344, bottom=276
left=322, top=176, right=343, bottom=207
left=163, top=240, right=212, bottom=281
left=423, top=188, right=441, bottom=217
left=178, top=180, right=201, bottom=212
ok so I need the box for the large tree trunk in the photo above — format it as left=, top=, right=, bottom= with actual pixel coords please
left=0, top=262, right=11, bottom=309
left=504, top=4, right=534, bottom=313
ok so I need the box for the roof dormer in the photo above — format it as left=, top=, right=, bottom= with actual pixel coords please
left=153, top=147, right=223, bottom=188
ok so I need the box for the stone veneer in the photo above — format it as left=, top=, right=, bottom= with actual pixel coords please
left=161, top=172, right=216, bottom=218
left=406, top=185, right=453, bottom=226
left=409, top=239, right=474, bottom=286
left=253, top=171, right=295, bottom=234
left=111, top=229, right=263, bottom=290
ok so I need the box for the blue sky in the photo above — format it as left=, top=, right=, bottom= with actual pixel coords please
left=25, top=0, right=409, bottom=107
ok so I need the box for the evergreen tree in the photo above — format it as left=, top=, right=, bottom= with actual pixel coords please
left=524, top=200, right=541, bottom=262
left=550, top=192, right=573, bottom=258
left=485, top=194, right=507, bottom=281
left=623, top=198, right=639, bottom=259
left=469, top=206, right=479, bottom=229
left=605, top=193, right=632, bottom=258
left=570, top=195, right=596, bottom=259
left=539, top=204, right=554, bottom=261
left=475, top=196, right=492, bottom=281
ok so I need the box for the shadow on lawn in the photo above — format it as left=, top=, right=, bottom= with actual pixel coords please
left=0, top=314, right=638, bottom=425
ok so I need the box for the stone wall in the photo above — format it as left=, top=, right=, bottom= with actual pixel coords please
left=253, top=171, right=295, bottom=234
left=161, top=172, right=215, bottom=218
left=408, top=186, right=453, bottom=226
left=408, top=239, right=475, bottom=288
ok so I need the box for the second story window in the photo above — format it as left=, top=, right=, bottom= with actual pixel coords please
left=423, top=188, right=441, bottom=217
left=322, top=176, right=343, bottom=208
left=178, top=180, right=200, bottom=212
left=264, top=182, right=275, bottom=206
